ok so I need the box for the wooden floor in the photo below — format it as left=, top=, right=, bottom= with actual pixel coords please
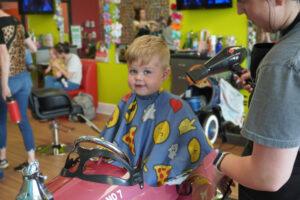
left=0, top=111, right=243, bottom=200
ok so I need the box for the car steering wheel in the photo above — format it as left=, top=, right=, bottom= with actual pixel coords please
left=60, top=136, right=143, bottom=188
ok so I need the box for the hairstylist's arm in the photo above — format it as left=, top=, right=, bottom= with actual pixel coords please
left=218, top=143, right=298, bottom=191
left=0, top=44, right=11, bottom=100
left=25, top=37, right=37, bottom=53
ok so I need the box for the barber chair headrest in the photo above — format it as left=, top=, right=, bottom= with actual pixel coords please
left=30, top=88, right=73, bottom=120
left=31, top=88, right=72, bottom=111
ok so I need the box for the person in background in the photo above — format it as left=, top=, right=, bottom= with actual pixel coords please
left=133, top=7, right=157, bottom=38
left=45, top=47, right=68, bottom=88
left=0, top=2, right=37, bottom=172
left=148, top=16, right=166, bottom=37
left=100, top=35, right=217, bottom=198
left=256, top=27, right=273, bottom=43
left=44, top=42, right=82, bottom=90
left=213, top=0, right=300, bottom=199
left=81, top=32, right=96, bottom=58
left=149, top=22, right=159, bottom=37
left=162, top=16, right=176, bottom=54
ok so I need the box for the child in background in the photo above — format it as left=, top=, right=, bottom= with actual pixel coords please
left=45, top=47, right=68, bottom=88
left=100, top=35, right=216, bottom=197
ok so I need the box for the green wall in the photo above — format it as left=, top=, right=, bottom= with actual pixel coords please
left=97, top=44, right=171, bottom=104
left=179, top=1, right=248, bottom=49
left=27, top=15, right=61, bottom=44
left=97, top=44, right=130, bottom=105
left=27, top=0, right=248, bottom=105
left=99, top=0, right=248, bottom=105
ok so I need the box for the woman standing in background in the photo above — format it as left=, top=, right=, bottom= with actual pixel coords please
left=0, top=1, right=37, bottom=173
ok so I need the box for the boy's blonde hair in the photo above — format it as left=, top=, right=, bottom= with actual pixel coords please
left=125, top=35, right=170, bottom=69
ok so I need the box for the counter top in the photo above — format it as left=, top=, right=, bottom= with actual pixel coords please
left=171, top=52, right=210, bottom=60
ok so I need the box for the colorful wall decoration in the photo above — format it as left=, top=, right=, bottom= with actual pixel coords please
left=170, top=3, right=182, bottom=49
left=100, top=0, right=122, bottom=49
left=53, top=0, right=64, bottom=43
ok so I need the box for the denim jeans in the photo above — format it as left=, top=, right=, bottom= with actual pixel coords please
left=0, top=168, right=3, bottom=178
left=0, top=71, right=35, bottom=152
left=44, top=75, right=80, bottom=90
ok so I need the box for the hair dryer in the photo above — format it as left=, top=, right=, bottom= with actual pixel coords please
left=186, top=46, right=248, bottom=84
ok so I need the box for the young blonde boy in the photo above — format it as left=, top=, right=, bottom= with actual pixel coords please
left=100, top=35, right=214, bottom=190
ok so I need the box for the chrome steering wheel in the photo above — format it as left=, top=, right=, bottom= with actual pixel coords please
left=60, top=136, right=143, bottom=188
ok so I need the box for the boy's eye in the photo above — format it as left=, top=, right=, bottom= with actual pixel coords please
left=144, top=70, right=151, bottom=75
left=129, top=69, right=137, bottom=74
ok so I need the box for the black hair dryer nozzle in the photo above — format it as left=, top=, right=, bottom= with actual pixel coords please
left=186, top=46, right=248, bottom=84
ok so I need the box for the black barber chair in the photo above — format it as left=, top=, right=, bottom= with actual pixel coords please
left=30, top=88, right=82, bottom=156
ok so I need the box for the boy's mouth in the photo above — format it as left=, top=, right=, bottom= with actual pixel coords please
left=135, top=84, right=144, bottom=88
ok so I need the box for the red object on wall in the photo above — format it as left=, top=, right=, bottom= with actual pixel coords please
left=2, top=2, right=22, bottom=21
left=71, top=0, right=101, bottom=42
left=62, top=2, right=69, bottom=35
left=66, top=59, right=98, bottom=108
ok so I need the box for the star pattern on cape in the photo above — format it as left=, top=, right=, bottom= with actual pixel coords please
left=142, top=103, right=156, bottom=122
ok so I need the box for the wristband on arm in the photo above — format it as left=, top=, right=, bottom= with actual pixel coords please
left=213, top=152, right=231, bottom=175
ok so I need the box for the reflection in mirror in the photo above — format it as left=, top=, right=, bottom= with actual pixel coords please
left=99, top=0, right=169, bottom=45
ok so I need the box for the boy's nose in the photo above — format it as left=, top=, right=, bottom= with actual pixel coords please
left=135, top=73, right=143, bottom=80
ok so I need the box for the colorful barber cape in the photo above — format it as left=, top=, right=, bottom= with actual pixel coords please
left=100, top=89, right=213, bottom=186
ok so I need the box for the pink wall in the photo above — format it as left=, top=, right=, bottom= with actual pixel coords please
left=71, top=0, right=101, bottom=41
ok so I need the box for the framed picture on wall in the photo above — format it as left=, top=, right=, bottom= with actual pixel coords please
left=71, top=25, right=82, bottom=49
left=115, top=44, right=128, bottom=64
left=95, top=41, right=109, bottom=63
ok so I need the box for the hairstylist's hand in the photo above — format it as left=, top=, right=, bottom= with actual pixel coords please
left=236, top=72, right=253, bottom=93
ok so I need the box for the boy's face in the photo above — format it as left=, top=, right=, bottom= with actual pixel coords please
left=127, top=56, right=170, bottom=96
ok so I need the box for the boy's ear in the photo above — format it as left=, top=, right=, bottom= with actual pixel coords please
left=162, top=67, right=170, bottom=80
